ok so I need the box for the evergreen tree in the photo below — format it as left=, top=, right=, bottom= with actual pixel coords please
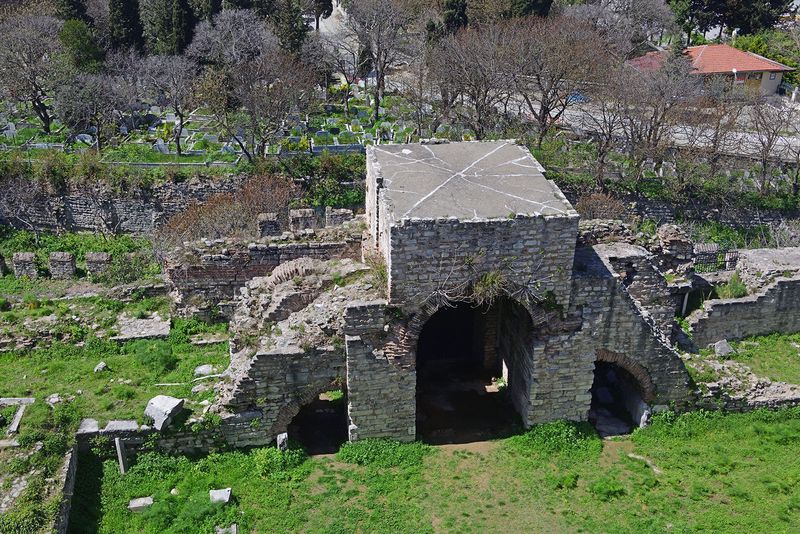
left=59, top=19, right=103, bottom=72
left=55, top=0, right=89, bottom=23
left=442, top=0, right=467, bottom=34
left=509, top=0, right=553, bottom=17
left=271, top=0, right=307, bottom=53
left=110, top=0, right=145, bottom=50
left=172, top=0, right=197, bottom=53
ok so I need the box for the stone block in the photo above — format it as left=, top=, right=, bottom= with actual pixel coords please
left=144, top=395, right=184, bottom=431
left=12, top=252, right=37, bottom=279
left=194, top=364, right=215, bottom=377
left=289, top=209, right=318, bottom=232
left=325, top=207, right=354, bottom=227
left=209, top=488, right=232, bottom=504
left=713, top=339, right=735, bottom=358
left=257, top=213, right=281, bottom=237
left=104, top=420, right=139, bottom=432
left=86, top=252, right=112, bottom=277
left=128, top=496, right=154, bottom=512
left=276, top=432, right=288, bottom=451
left=49, top=252, right=75, bottom=279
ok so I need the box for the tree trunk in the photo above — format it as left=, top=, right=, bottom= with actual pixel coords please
left=175, top=111, right=184, bottom=156
left=31, top=98, right=52, bottom=134
left=373, top=71, right=383, bottom=122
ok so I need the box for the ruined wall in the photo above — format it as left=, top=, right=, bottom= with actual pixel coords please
left=0, top=175, right=246, bottom=234
left=166, top=237, right=361, bottom=316
left=220, top=346, right=345, bottom=441
left=386, top=214, right=580, bottom=310
left=690, top=277, right=800, bottom=347
left=496, top=299, right=535, bottom=421
left=524, top=247, right=690, bottom=425
left=344, top=301, right=417, bottom=441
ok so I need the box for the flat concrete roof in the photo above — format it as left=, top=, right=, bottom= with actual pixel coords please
left=370, top=141, right=575, bottom=222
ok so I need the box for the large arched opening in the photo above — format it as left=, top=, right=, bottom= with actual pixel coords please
left=589, top=351, right=654, bottom=437
left=415, top=296, right=534, bottom=444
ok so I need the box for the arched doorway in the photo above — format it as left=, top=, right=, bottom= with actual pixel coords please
left=415, top=297, right=533, bottom=444
left=286, top=384, right=348, bottom=455
left=588, top=359, right=651, bottom=437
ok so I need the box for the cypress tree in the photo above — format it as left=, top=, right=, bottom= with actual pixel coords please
left=109, top=0, right=145, bottom=50
left=55, top=0, right=89, bottom=23
left=272, top=0, right=307, bottom=54
left=443, top=0, right=468, bottom=34
left=172, top=0, right=196, bottom=54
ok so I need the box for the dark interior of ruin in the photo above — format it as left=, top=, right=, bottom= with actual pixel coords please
left=588, top=362, right=646, bottom=437
left=287, top=391, right=349, bottom=455
left=415, top=301, right=522, bottom=444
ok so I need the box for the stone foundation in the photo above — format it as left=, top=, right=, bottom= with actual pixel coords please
left=12, top=252, right=37, bottom=279
left=325, top=207, right=354, bottom=227
left=49, top=252, right=76, bottom=279
left=289, top=209, right=318, bottom=231
left=257, top=212, right=281, bottom=237
left=86, top=252, right=112, bottom=277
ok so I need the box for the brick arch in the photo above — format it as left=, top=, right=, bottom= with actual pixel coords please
left=271, top=376, right=343, bottom=434
left=595, top=349, right=656, bottom=403
left=384, top=289, right=546, bottom=363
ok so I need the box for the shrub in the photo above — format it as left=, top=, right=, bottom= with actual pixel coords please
left=336, top=439, right=432, bottom=468
left=574, top=192, right=626, bottom=220
left=253, top=446, right=307, bottom=478
left=504, top=420, right=601, bottom=461
left=715, top=271, right=748, bottom=299
left=589, top=476, right=626, bottom=501
left=130, top=341, right=178, bottom=373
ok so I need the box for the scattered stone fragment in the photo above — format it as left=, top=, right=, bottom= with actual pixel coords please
left=94, top=362, right=108, bottom=373
left=45, top=394, right=61, bottom=405
left=128, top=496, right=154, bottom=512
left=144, top=395, right=184, bottom=431
left=277, top=432, right=288, bottom=451
left=713, top=339, right=735, bottom=358
left=194, top=364, right=215, bottom=377
left=77, top=419, right=99, bottom=434
left=191, top=384, right=209, bottom=394
left=215, top=524, right=239, bottom=534
left=209, top=488, right=232, bottom=504
left=170, top=488, right=179, bottom=496
left=111, top=313, right=171, bottom=341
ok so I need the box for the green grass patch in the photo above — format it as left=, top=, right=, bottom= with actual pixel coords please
left=727, top=332, right=800, bottom=384
left=69, top=408, right=800, bottom=533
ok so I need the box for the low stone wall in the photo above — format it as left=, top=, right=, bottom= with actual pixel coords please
left=166, top=236, right=362, bottom=317
left=690, top=276, right=800, bottom=347
left=52, top=446, right=79, bottom=534
left=0, top=174, right=247, bottom=235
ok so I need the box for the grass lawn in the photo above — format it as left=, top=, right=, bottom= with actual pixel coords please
left=728, top=332, right=800, bottom=384
left=0, top=320, right=229, bottom=435
left=68, top=409, right=800, bottom=533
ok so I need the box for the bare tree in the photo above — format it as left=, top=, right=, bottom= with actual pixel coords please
left=618, top=52, right=700, bottom=182
left=430, top=24, right=513, bottom=139
left=105, top=49, right=147, bottom=131
left=319, top=29, right=368, bottom=116
left=508, top=16, right=610, bottom=149
left=0, top=16, right=63, bottom=134
left=750, top=95, right=794, bottom=194
left=566, top=0, right=675, bottom=58
left=188, top=9, right=278, bottom=67
left=143, top=55, right=199, bottom=156
left=54, top=73, right=119, bottom=150
left=346, top=0, right=413, bottom=121
left=197, top=52, right=316, bottom=162
left=583, top=66, right=627, bottom=190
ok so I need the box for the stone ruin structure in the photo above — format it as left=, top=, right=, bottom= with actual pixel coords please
left=156, top=141, right=701, bottom=449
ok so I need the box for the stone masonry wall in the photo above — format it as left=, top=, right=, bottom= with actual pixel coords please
left=525, top=247, right=691, bottom=424
left=0, top=174, right=246, bottom=235
left=690, top=276, right=800, bottom=347
left=387, top=214, right=580, bottom=311
left=166, top=238, right=361, bottom=316
left=343, top=301, right=417, bottom=441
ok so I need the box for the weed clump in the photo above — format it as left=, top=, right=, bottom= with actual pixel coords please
left=253, top=446, right=307, bottom=479
left=336, top=438, right=433, bottom=468
left=504, top=420, right=601, bottom=461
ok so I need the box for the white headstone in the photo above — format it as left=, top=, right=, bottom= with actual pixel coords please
left=209, top=488, right=232, bottom=504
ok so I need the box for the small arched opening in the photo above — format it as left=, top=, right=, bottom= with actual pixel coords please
left=589, top=352, right=654, bottom=437
left=415, top=296, right=533, bottom=444
left=286, top=382, right=348, bottom=455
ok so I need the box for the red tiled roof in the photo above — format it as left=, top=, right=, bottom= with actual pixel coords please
left=628, top=44, right=794, bottom=74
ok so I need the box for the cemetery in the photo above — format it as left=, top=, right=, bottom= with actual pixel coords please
left=2, top=0, right=800, bottom=532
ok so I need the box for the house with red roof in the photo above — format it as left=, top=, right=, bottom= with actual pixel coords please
left=628, top=43, right=794, bottom=95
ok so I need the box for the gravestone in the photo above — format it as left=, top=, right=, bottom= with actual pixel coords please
left=153, top=139, right=169, bottom=154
